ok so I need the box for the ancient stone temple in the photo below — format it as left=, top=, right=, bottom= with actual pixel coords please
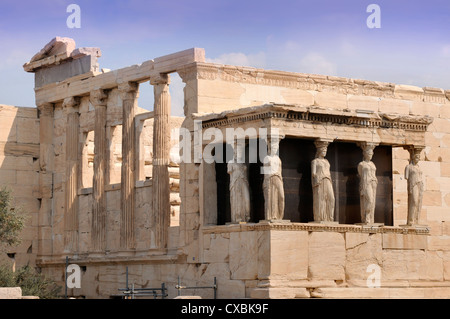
left=1, top=36, right=450, bottom=298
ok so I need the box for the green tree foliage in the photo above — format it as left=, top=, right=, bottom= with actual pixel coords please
left=0, top=264, right=62, bottom=299
left=0, top=187, right=26, bottom=248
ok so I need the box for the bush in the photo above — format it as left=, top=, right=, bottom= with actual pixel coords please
left=0, top=264, right=62, bottom=299
left=0, top=187, right=26, bottom=249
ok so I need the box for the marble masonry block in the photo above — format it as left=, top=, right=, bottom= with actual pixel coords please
left=378, top=97, right=411, bottom=115
left=0, top=287, right=22, bottom=299
left=230, top=231, right=258, bottom=280
left=382, top=249, right=426, bottom=281
left=268, top=230, right=308, bottom=280
left=308, top=231, right=345, bottom=281
left=345, top=233, right=382, bottom=281
left=347, top=95, right=379, bottom=112
left=281, top=88, right=314, bottom=106
left=382, top=233, right=428, bottom=250
left=313, top=91, right=347, bottom=109
left=203, top=233, right=229, bottom=263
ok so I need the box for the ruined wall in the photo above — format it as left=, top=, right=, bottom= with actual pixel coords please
left=0, top=105, right=40, bottom=269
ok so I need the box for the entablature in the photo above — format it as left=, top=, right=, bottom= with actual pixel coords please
left=195, top=104, right=433, bottom=147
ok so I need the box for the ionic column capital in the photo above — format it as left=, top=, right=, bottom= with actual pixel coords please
left=62, top=96, right=81, bottom=113
left=150, top=73, right=170, bottom=86
left=404, top=145, right=425, bottom=163
left=37, top=102, right=54, bottom=116
left=90, top=89, right=108, bottom=107
left=357, top=141, right=378, bottom=151
left=314, top=139, right=332, bottom=149
left=118, top=81, right=139, bottom=101
left=404, top=145, right=425, bottom=153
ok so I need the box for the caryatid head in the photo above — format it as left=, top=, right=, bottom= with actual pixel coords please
left=314, top=140, right=329, bottom=159
left=410, top=148, right=422, bottom=165
left=360, top=142, right=376, bottom=162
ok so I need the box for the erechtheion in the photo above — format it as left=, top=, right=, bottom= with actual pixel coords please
left=1, top=36, right=450, bottom=298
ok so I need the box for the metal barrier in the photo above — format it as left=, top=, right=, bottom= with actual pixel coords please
left=175, top=276, right=217, bottom=299
left=116, top=267, right=168, bottom=299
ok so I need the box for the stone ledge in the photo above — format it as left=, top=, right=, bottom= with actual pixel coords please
left=250, top=287, right=310, bottom=299
left=310, top=287, right=450, bottom=299
left=202, top=222, right=430, bottom=235
left=36, top=251, right=182, bottom=267
left=0, top=287, right=22, bottom=299
left=0, top=287, right=39, bottom=299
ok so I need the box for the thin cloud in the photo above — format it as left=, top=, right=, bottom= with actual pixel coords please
left=206, top=52, right=266, bottom=69
left=299, top=52, right=337, bottom=76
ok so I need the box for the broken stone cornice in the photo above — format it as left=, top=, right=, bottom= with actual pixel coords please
left=29, top=36, right=76, bottom=63
left=23, top=37, right=101, bottom=73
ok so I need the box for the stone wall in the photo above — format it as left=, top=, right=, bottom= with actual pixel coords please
left=0, top=105, right=40, bottom=269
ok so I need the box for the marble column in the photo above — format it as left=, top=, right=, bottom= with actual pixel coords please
left=90, top=89, right=108, bottom=251
left=63, top=96, right=80, bottom=252
left=151, top=74, right=171, bottom=249
left=118, top=82, right=139, bottom=249
left=37, top=102, right=54, bottom=256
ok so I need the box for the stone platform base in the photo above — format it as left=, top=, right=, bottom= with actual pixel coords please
left=310, top=287, right=450, bottom=299
left=249, top=286, right=450, bottom=299
left=0, top=287, right=39, bottom=299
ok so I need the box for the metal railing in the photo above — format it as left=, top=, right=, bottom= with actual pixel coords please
left=116, top=267, right=168, bottom=299
left=175, top=276, right=217, bottom=299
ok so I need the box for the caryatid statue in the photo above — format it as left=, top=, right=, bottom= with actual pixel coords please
left=227, top=140, right=251, bottom=223
left=357, top=142, right=378, bottom=224
left=311, top=140, right=335, bottom=222
left=262, top=135, right=285, bottom=221
left=405, top=147, right=424, bottom=226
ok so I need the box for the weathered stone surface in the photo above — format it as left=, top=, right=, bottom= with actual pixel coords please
left=269, top=230, right=308, bottom=280
left=309, top=232, right=345, bottom=281
left=382, top=250, right=426, bottom=281
left=203, top=233, right=229, bottom=263
left=345, top=233, right=382, bottom=281
left=0, top=287, right=22, bottom=299
left=250, top=287, right=310, bottom=299
left=311, top=287, right=450, bottom=299
left=28, top=37, right=76, bottom=63
left=35, top=55, right=99, bottom=88
left=382, top=233, right=428, bottom=250
left=230, top=231, right=258, bottom=280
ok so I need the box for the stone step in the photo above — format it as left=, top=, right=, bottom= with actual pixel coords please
left=311, top=287, right=450, bottom=299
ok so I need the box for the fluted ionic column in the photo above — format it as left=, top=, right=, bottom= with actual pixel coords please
left=151, top=74, right=171, bottom=249
left=118, top=82, right=139, bottom=249
left=37, top=102, right=54, bottom=256
left=63, top=96, right=81, bottom=252
left=90, top=89, right=108, bottom=251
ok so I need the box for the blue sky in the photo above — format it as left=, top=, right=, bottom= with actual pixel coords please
left=0, top=0, right=449, bottom=115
